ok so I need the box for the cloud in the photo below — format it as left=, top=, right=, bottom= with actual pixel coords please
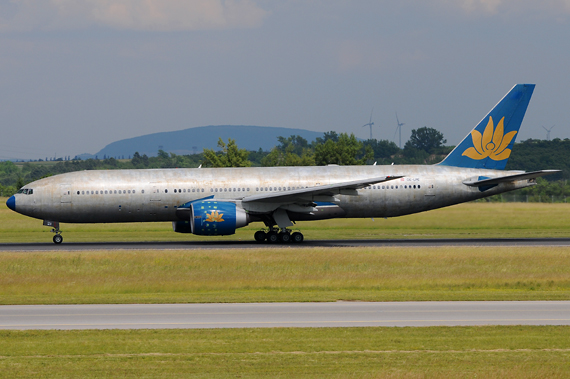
left=0, top=0, right=268, bottom=31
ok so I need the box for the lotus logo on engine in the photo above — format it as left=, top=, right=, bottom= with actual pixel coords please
left=205, top=210, right=224, bottom=222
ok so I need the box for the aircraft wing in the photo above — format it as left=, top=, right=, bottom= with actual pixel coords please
left=463, top=170, right=560, bottom=187
left=241, top=175, right=403, bottom=204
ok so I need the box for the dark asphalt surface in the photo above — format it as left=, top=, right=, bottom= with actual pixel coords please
left=2, top=238, right=570, bottom=251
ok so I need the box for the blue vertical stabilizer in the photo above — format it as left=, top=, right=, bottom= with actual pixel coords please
left=439, top=84, right=535, bottom=169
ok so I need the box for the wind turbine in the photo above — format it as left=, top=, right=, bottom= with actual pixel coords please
left=362, top=108, right=375, bottom=140
left=542, top=125, right=555, bottom=141
left=393, top=112, right=405, bottom=148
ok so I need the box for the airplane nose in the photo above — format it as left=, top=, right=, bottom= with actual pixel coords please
left=6, top=196, right=15, bottom=211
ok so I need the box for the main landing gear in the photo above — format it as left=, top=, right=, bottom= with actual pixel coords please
left=254, top=228, right=304, bottom=244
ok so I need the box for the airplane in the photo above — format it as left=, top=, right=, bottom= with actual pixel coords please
left=5, top=84, right=559, bottom=244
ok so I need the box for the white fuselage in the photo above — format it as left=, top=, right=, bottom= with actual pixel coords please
left=12, top=165, right=530, bottom=224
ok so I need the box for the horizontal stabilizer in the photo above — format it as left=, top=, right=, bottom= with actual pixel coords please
left=463, top=170, right=561, bottom=187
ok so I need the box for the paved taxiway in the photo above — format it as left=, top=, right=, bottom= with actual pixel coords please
left=1, top=301, right=569, bottom=330
left=2, top=238, right=570, bottom=251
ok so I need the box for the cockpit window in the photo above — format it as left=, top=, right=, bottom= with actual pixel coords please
left=16, top=188, right=33, bottom=195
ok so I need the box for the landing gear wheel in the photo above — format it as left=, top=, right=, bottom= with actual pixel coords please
left=279, top=232, right=291, bottom=243
left=53, top=234, right=63, bottom=244
left=254, top=230, right=267, bottom=242
left=291, top=232, right=304, bottom=243
left=266, top=231, right=279, bottom=243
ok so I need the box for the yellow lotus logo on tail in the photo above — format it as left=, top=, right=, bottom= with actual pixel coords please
left=461, top=116, right=517, bottom=161
left=205, top=210, right=224, bottom=222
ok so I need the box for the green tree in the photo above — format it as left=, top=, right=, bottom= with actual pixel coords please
left=314, top=133, right=372, bottom=165
left=262, top=135, right=315, bottom=166
left=362, top=139, right=400, bottom=160
left=314, top=131, right=339, bottom=146
left=405, top=127, right=447, bottom=154
left=15, top=176, right=25, bottom=190
left=203, top=138, right=252, bottom=167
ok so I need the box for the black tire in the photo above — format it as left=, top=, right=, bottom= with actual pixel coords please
left=254, top=230, right=267, bottom=242
left=279, top=232, right=291, bottom=243
left=291, top=232, right=304, bottom=243
left=53, top=235, right=63, bottom=244
left=266, top=231, right=279, bottom=243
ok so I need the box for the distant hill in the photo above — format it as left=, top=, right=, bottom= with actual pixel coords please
left=80, top=125, right=325, bottom=159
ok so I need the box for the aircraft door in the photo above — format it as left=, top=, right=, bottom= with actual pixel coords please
left=60, top=184, right=72, bottom=204
left=150, top=183, right=161, bottom=201
left=424, top=180, right=435, bottom=197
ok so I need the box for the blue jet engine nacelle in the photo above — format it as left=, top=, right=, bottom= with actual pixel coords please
left=173, top=200, right=249, bottom=236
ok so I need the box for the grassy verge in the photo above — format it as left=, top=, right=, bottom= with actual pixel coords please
left=1, top=326, right=569, bottom=378
left=2, top=246, right=569, bottom=304
left=2, top=200, right=570, bottom=242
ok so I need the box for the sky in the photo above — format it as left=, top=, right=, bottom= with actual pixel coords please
left=1, top=0, right=569, bottom=160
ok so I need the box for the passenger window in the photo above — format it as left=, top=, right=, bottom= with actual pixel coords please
left=142, top=190, right=145, bottom=194
left=165, top=189, right=168, bottom=193
left=174, top=189, right=177, bottom=193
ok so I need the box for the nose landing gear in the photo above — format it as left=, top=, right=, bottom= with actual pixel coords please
left=53, top=233, right=63, bottom=244
left=43, top=220, right=63, bottom=244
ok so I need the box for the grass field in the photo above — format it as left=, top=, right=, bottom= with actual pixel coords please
left=2, top=199, right=570, bottom=243
left=1, top=246, right=569, bottom=304
left=1, top=326, right=569, bottom=378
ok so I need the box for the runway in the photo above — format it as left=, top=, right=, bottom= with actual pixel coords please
left=2, top=237, right=570, bottom=251
left=1, top=301, right=569, bottom=330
